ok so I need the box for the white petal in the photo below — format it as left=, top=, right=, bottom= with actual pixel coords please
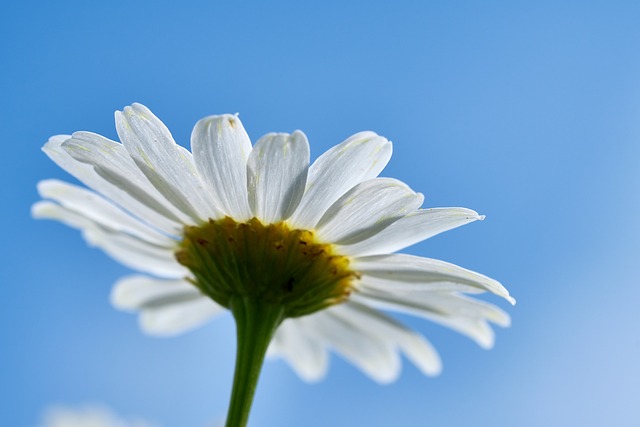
left=361, top=288, right=511, bottom=327
left=360, top=276, right=485, bottom=294
left=316, top=178, right=423, bottom=245
left=116, top=104, right=218, bottom=221
left=247, top=131, right=310, bottom=223
left=37, top=179, right=173, bottom=246
left=288, top=132, right=392, bottom=229
left=43, top=135, right=182, bottom=235
left=352, top=254, right=515, bottom=304
left=139, top=296, right=224, bottom=336
left=340, top=208, right=485, bottom=257
left=111, top=275, right=201, bottom=310
left=268, top=318, right=328, bottom=382
left=32, top=200, right=93, bottom=229
left=191, top=114, right=253, bottom=221
left=83, top=227, right=186, bottom=278
left=61, top=132, right=194, bottom=228
left=352, top=290, right=510, bottom=349
left=332, top=301, right=441, bottom=376
left=301, top=309, right=400, bottom=383
left=33, top=202, right=186, bottom=278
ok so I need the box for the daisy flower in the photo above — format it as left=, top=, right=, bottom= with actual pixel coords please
left=33, top=103, right=514, bottom=427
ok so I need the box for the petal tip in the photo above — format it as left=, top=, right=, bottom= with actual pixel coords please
left=138, top=312, right=178, bottom=337
left=43, top=134, right=72, bottom=151
left=30, top=201, right=49, bottom=219
left=109, top=280, right=132, bottom=310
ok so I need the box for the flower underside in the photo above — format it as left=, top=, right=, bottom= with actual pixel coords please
left=176, top=217, right=359, bottom=318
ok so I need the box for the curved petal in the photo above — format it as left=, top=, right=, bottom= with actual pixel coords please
left=332, top=301, right=441, bottom=376
left=359, top=277, right=485, bottom=294
left=191, top=114, right=253, bottom=221
left=111, top=275, right=201, bottom=310
left=288, top=132, right=392, bottom=229
left=247, top=131, right=310, bottom=223
left=352, top=289, right=510, bottom=349
left=116, top=104, right=219, bottom=222
left=61, top=132, right=194, bottom=227
left=339, top=208, right=485, bottom=257
left=43, top=135, right=182, bottom=235
left=83, top=228, right=185, bottom=278
left=139, top=296, right=224, bottom=336
left=316, top=178, right=423, bottom=245
left=352, top=254, right=515, bottom=305
left=300, top=309, right=400, bottom=383
left=37, top=179, right=173, bottom=246
left=33, top=202, right=186, bottom=278
left=268, top=317, right=329, bottom=382
left=32, top=200, right=94, bottom=230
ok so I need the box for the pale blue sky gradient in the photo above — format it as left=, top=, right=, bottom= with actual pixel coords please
left=2, top=1, right=640, bottom=426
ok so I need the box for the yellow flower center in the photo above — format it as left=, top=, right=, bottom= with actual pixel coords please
left=175, top=217, right=359, bottom=318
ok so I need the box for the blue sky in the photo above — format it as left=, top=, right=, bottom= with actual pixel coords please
left=2, top=1, right=640, bottom=426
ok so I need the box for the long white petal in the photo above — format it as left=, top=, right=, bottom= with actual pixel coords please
left=32, top=200, right=93, bottom=230
left=247, top=131, right=310, bottom=223
left=288, top=132, right=392, bottom=229
left=360, top=276, right=485, bottom=294
left=37, top=179, right=173, bottom=246
left=340, top=208, right=485, bottom=257
left=111, top=275, right=201, bottom=310
left=139, top=296, right=224, bottom=336
left=352, top=290, right=509, bottom=349
left=83, top=228, right=185, bottom=278
left=191, top=114, right=253, bottom=221
left=361, top=287, right=510, bottom=327
left=353, top=254, right=515, bottom=304
left=116, top=103, right=219, bottom=221
left=316, top=178, right=423, bottom=245
left=331, top=301, right=441, bottom=376
left=268, top=318, right=329, bottom=382
left=61, top=132, right=194, bottom=227
left=33, top=202, right=185, bottom=278
left=43, top=135, right=182, bottom=235
left=300, top=309, right=400, bottom=383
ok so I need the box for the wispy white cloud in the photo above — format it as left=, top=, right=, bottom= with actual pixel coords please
left=38, top=405, right=159, bottom=427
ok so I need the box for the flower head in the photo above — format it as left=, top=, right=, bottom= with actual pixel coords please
left=34, top=103, right=514, bottom=384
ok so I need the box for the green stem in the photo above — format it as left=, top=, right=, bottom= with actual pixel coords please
left=225, top=296, right=285, bottom=427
